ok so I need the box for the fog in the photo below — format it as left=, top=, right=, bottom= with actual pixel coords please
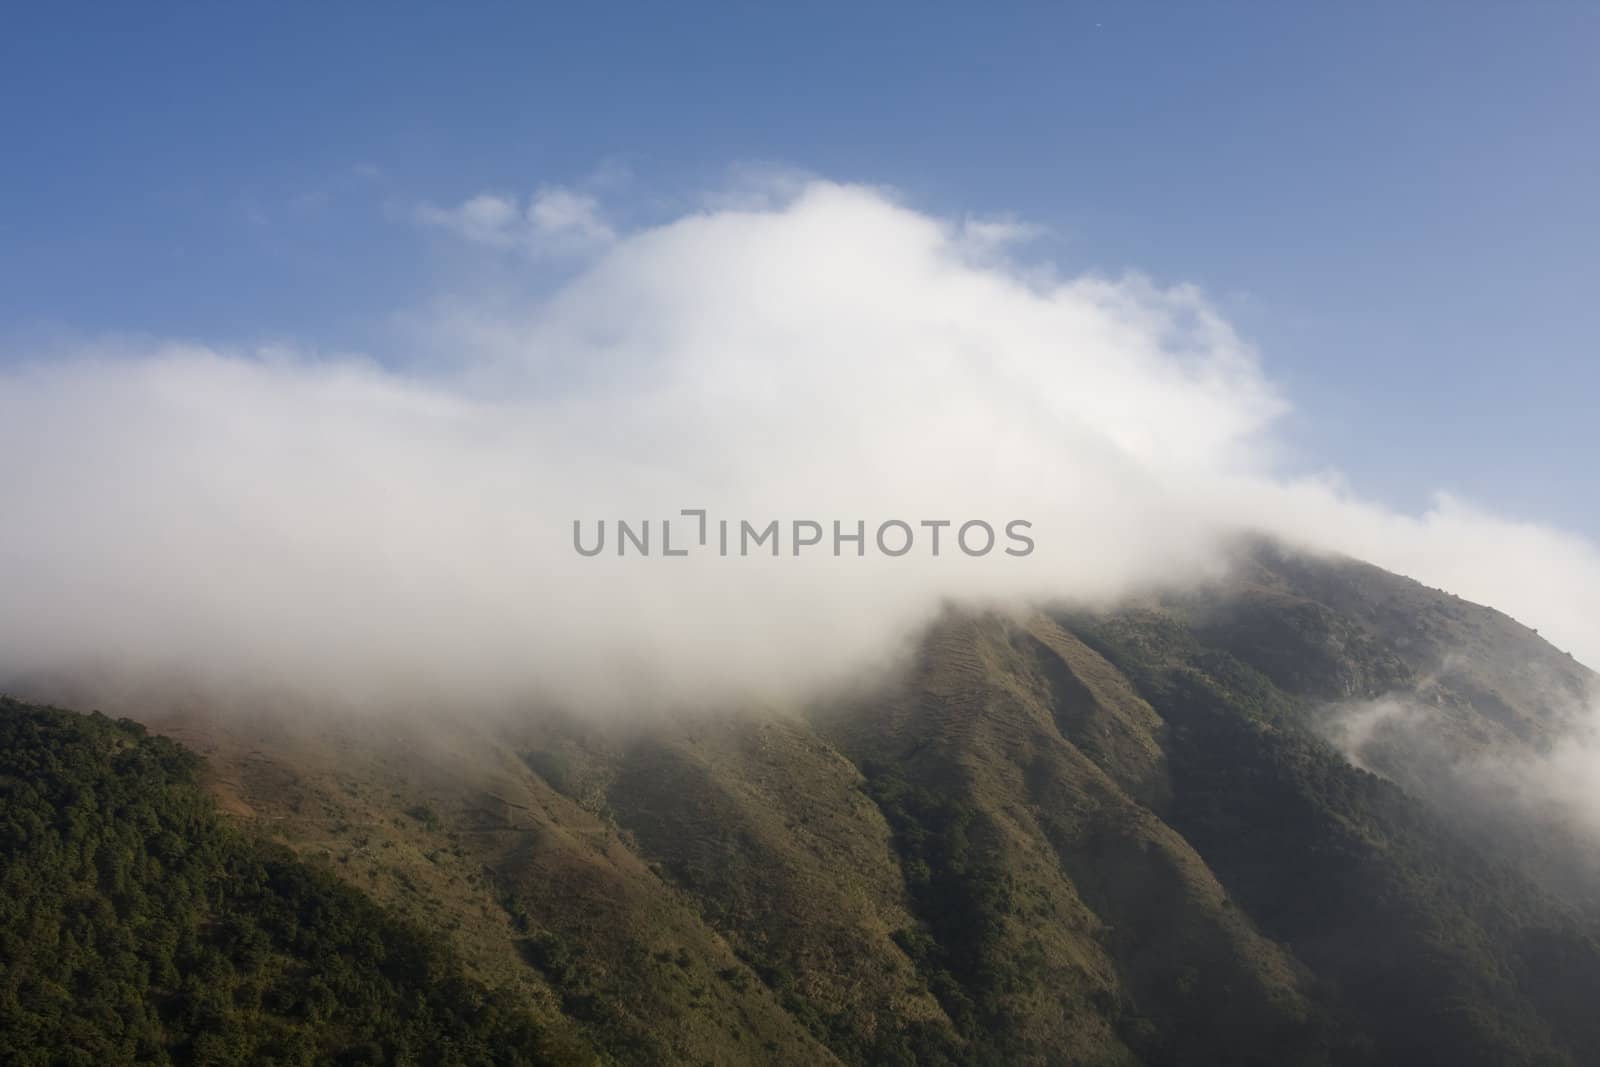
left=1319, top=681, right=1600, bottom=886
left=2, top=179, right=1598, bottom=714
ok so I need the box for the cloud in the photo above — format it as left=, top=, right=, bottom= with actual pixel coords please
left=1319, top=687, right=1600, bottom=881
left=415, top=186, right=614, bottom=256
left=525, top=188, right=614, bottom=246
left=959, top=215, right=1045, bottom=249
left=415, top=193, right=521, bottom=245
left=2, top=177, right=1599, bottom=716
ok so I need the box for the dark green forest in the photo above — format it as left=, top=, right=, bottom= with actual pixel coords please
left=0, top=698, right=569, bottom=1067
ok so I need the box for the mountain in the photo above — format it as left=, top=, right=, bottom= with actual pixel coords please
left=5, top=542, right=1600, bottom=1065
left=0, top=699, right=588, bottom=1066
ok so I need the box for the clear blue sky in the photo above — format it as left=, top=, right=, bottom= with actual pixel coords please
left=2, top=3, right=1596, bottom=535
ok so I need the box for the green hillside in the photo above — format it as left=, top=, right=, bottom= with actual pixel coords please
left=0, top=700, right=588, bottom=1067
left=6, top=544, right=1600, bottom=1065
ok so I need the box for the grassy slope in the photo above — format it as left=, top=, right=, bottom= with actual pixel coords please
left=814, top=612, right=1321, bottom=1066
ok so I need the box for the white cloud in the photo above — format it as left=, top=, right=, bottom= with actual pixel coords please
left=415, top=186, right=614, bottom=256
left=1320, top=688, right=1600, bottom=863
left=2, top=178, right=1598, bottom=717
left=414, top=193, right=521, bottom=246
left=526, top=187, right=614, bottom=246
left=960, top=215, right=1044, bottom=249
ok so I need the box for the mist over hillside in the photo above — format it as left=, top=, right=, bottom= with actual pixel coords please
left=4, top=181, right=1600, bottom=719
left=8, top=544, right=1600, bottom=1066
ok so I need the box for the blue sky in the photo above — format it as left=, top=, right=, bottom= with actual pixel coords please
left=3, top=3, right=1596, bottom=535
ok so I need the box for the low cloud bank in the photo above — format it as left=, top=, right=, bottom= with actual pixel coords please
left=3, top=179, right=1598, bottom=713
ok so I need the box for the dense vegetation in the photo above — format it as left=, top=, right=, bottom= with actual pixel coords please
left=861, top=762, right=1021, bottom=1065
left=0, top=698, right=567, bottom=1066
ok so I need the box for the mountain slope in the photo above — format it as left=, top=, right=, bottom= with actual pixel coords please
left=7, top=544, right=1600, bottom=1065
left=0, top=699, right=587, bottom=1067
